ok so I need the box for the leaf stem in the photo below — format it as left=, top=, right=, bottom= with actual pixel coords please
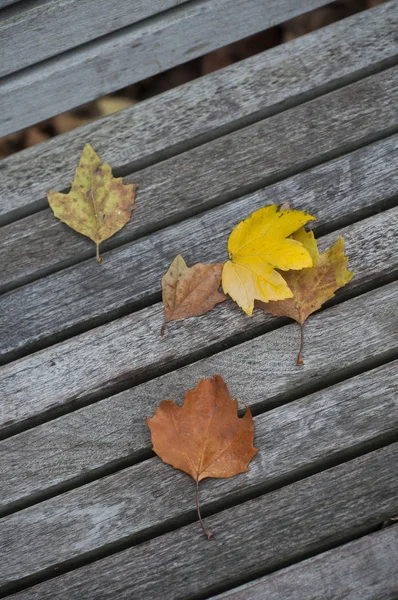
left=195, top=479, right=213, bottom=540
left=96, top=241, right=103, bottom=263
left=297, top=322, right=305, bottom=366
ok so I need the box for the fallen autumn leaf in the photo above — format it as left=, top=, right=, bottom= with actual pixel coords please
left=146, top=375, right=258, bottom=539
left=257, top=228, right=353, bottom=365
left=47, top=143, right=137, bottom=262
left=222, top=204, right=315, bottom=316
left=161, top=255, right=226, bottom=335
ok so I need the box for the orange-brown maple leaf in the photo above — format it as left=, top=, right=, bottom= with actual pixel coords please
left=161, top=255, right=226, bottom=334
left=146, top=375, right=258, bottom=538
left=257, top=228, right=353, bottom=365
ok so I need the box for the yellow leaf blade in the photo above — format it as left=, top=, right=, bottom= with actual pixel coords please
left=235, top=238, right=313, bottom=271
left=47, top=143, right=137, bottom=261
left=290, top=225, right=320, bottom=265
left=222, top=259, right=293, bottom=316
left=224, top=204, right=315, bottom=315
left=228, top=204, right=315, bottom=259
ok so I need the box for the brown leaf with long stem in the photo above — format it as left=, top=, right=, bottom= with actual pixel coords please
left=161, top=255, right=226, bottom=334
left=48, top=144, right=137, bottom=262
left=146, top=375, right=258, bottom=539
left=257, top=228, right=353, bottom=365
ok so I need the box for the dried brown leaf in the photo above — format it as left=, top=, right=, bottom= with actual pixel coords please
left=161, top=255, right=226, bottom=334
left=147, top=375, right=258, bottom=538
left=257, top=228, right=353, bottom=364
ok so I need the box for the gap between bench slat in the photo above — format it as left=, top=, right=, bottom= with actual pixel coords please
left=0, top=1, right=396, bottom=222
left=0, top=0, right=190, bottom=78
left=1, top=67, right=398, bottom=362
left=5, top=445, right=398, bottom=599
left=210, top=527, right=398, bottom=600
left=0, top=0, right=334, bottom=137
left=0, top=0, right=21, bottom=7
left=1, top=363, right=397, bottom=585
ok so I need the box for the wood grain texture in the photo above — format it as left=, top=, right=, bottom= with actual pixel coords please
left=1, top=365, right=397, bottom=585
left=0, top=232, right=396, bottom=434
left=0, top=0, right=189, bottom=78
left=211, top=527, right=398, bottom=600
left=2, top=126, right=398, bottom=295
left=1, top=137, right=397, bottom=363
left=2, top=351, right=397, bottom=514
left=0, top=0, right=333, bottom=137
left=8, top=445, right=398, bottom=599
left=1, top=206, right=398, bottom=501
left=0, top=0, right=20, bottom=7
left=2, top=66, right=398, bottom=306
left=1, top=1, right=397, bottom=222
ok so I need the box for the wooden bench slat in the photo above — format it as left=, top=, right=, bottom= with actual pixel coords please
left=211, top=527, right=398, bottom=600
left=0, top=0, right=333, bottom=137
left=0, top=0, right=189, bottom=78
left=0, top=230, right=396, bottom=435
left=1, top=187, right=397, bottom=372
left=2, top=348, right=396, bottom=514
left=1, top=365, right=397, bottom=585
left=7, top=445, right=398, bottom=599
left=0, top=0, right=20, bottom=7
left=2, top=131, right=398, bottom=295
left=1, top=1, right=396, bottom=222
left=1, top=68, right=398, bottom=361
left=1, top=185, right=396, bottom=497
left=1, top=3, right=396, bottom=598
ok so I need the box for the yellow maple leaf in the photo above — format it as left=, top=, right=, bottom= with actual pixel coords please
left=222, top=205, right=315, bottom=315
left=257, top=228, right=353, bottom=364
left=48, top=143, right=137, bottom=262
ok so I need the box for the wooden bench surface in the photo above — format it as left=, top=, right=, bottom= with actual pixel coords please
left=0, top=0, right=333, bottom=136
left=1, top=1, right=397, bottom=599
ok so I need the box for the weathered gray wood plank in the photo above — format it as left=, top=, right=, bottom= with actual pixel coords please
left=2, top=67, right=398, bottom=343
left=211, top=527, right=398, bottom=600
left=2, top=127, right=398, bottom=295
left=1, top=1, right=397, bottom=222
left=1, top=138, right=397, bottom=364
left=1, top=366, right=397, bottom=585
left=2, top=348, right=396, bottom=517
left=0, top=229, right=396, bottom=436
left=0, top=0, right=189, bottom=78
left=0, top=0, right=334, bottom=137
left=0, top=0, right=20, bottom=7
left=8, top=445, right=398, bottom=599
